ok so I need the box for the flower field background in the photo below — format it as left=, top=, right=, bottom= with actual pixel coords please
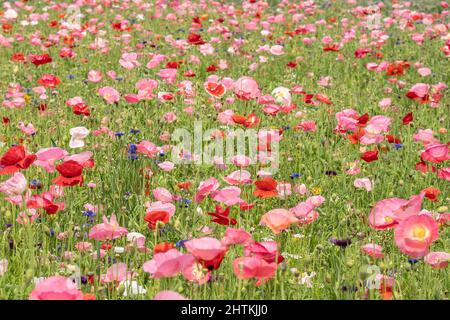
left=0, top=0, right=449, bottom=300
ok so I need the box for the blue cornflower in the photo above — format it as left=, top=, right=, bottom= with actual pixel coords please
left=394, top=143, right=403, bottom=149
left=175, top=240, right=188, bottom=248
left=130, top=129, right=140, bottom=134
left=68, top=74, right=75, bottom=79
left=290, top=173, right=301, bottom=179
left=82, top=210, right=96, bottom=218
left=115, top=132, right=125, bottom=137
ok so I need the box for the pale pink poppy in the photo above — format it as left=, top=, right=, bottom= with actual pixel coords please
left=413, top=129, right=439, bottom=146
left=217, top=109, right=235, bottom=125
left=211, top=186, right=243, bottom=206
left=17, top=209, right=40, bottom=225
left=87, top=70, right=102, bottom=82
left=18, top=122, right=36, bottom=136
left=421, top=144, right=450, bottom=163
left=158, top=161, right=175, bottom=171
left=437, top=167, right=450, bottom=181
left=157, top=68, right=177, bottom=84
left=222, top=228, right=253, bottom=246
left=29, top=276, right=84, bottom=300
left=75, top=242, right=92, bottom=252
left=276, top=182, right=292, bottom=199
left=395, top=214, right=439, bottom=258
left=98, top=86, right=120, bottom=104
left=269, top=45, right=284, bottom=55
left=34, top=148, right=68, bottom=172
left=69, top=127, right=89, bottom=149
left=232, top=256, right=277, bottom=286
left=88, top=214, right=128, bottom=241
left=231, top=155, right=252, bottom=167
left=153, top=187, right=174, bottom=203
left=261, top=209, right=297, bottom=234
left=163, top=112, right=177, bottom=123
left=182, top=261, right=211, bottom=284
left=0, top=172, right=27, bottom=204
left=424, top=252, right=450, bottom=268
left=224, top=170, right=252, bottom=185
left=64, top=151, right=93, bottom=167
left=418, top=67, right=431, bottom=77
left=143, top=249, right=195, bottom=278
left=146, top=54, right=166, bottom=69
left=184, top=237, right=227, bottom=261
left=101, top=263, right=134, bottom=283
left=234, top=77, right=260, bottom=100
left=119, top=52, right=140, bottom=70
left=378, top=97, right=391, bottom=110
left=354, top=178, right=373, bottom=191
left=145, top=201, right=176, bottom=217
left=153, top=291, right=188, bottom=300
left=361, top=243, right=384, bottom=258
left=194, top=177, right=219, bottom=203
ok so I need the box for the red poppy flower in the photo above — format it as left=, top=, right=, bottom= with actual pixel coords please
left=422, top=187, right=440, bottom=202
left=187, top=33, right=206, bottom=45
left=253, top=177, right=278, bottom=198
left=206, top=64, right=218, bottom=72
left=2, top=117, right=10, bottom=125
left=244, top=113, right=260, bottom=128
left=11, top=53, right=25, bottom=62
left=202, top=248, right=227, bottom=271
left=402, top=112, right=413, bottom=125
left=286, top=61, right=297, bottom=68
left=38, top=74, right=61, bottom=88
left=52, top=160, right=84, bottom=187
left=0, top=145, right=36, bottom=175
left=232, top=114, right=247, bottom=125
left=361, top=150, right=379, bottom=163
left=184, top=70, right=196, bottom=77
left=386, top=134, right=401, bottom=144
left=205, top=82, right=226, bottom=98
left=154, top=242, right=175, bottom=254
left=144, top=210, right=170, bottom=230
left=208, top=205, right=237, bottom=226
left=315, top=93, right=332, bottom=105
left=357, top=113, right=370, bottom=126
left=28, top=54, right=52, bottom=66
left=415, top=161, right=436, bottom=173
left=72, top=103, right=90, bottom=116
left=177, top=181, right=191, bottom=190
left=348, top=128, right=365, bottom=144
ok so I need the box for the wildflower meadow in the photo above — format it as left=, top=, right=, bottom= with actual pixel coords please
left=0, top=0, right=449, bottom=301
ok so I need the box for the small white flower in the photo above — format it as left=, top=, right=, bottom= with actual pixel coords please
left=114, top=247, right=125, bottom=254
left=69, top=127, right=89, bottom=149
left=271, top=87, right=292, bottom=106
left=121, top=280, right=147, bottom=297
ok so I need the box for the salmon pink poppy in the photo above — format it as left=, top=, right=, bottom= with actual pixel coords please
left=261, top=209, right=297, bottom=234
left=0, top=145, right=36, bottom=175
left=394, top=214, right=439, bottom=258
left=421, top=144, right=450, bottom=163
left=154, top=291, right=188, bottom=300
left=34, top=148, right=69, bottom=173
left=185, top=237, right=227, bottom=270
left=101, top=263, right=135, bottom=284
left=205, top=81, right=226, bottom=98
left=224, top=170, right=252, bottom=185
left=37, top=74, right=60, bottom=88
left=222, top=228, right=253, bottom=246
left=0, top=172, right=27, bottom=204
left=29, top=276, right=84, bottom=300
left=98, top=86, right=120, bottom=104
left=194, top=177, right=219, bottom=203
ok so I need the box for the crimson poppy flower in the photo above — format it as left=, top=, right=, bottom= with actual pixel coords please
left=144, top=210, right=170, bottom=229
left=38, top=74, right=61, bottom=88
left=402, top=112, right=413, bottom=125
left=72, top=103, right=91, bottom=116
left=28, top=54, right=52, bottom=66
left=386, top=134, right=401, bottom=144
left=361, top=150, right=379, bottom=163
left=187, top=33, right=205, bottom=45
left=11, top=53, right=25, bottom=62
left=415, top=161, right=436, bottom=173
left=286, top=61, right=297, bottom=68
left=2, top=117, right=10, bottom=125
left=0, top=145, right=36, bottom=175
left=357, top=113, right=370, bottom=126
left=206, top=64, right=218, bottom=72
left=202, top=249, right=227, bottom=271
left=315, top=93, right=332, bottom=105
left=253, top=177, right=278, bottom=198
left=52, top=160, right=84, bottom=187
left=205, top=82, right=226, bottom=98
left=208, top=205, right=237, bottom=226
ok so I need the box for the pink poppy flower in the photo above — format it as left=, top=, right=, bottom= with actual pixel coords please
left=153, top=187, right=174, bottom=203
left=136, top=140, right=159, bottom=158
left=119, top=52, right=140, bottom=70
left=218, top=109, right=235, bottom=124
left=211, top=186, right=243, bottom=206
left=224, top=170, right=252, bottom=185
left=98, top=86, right=120, bottom=104
left=406, top=83, right=430, bottom=103
left=101, top=263, right=134, bottom=284
left=88, top=214, right=128, bottom=241
left=163, top=112, right=177, bottom=123
left=378, top=97, right=392, bottom=110
left=194, top=177, right=219, bottom=203
left=158, top=161, right=175, bottom=171
left=232, top=256, right=277, bottom=286
left=231, top=155, right=252, bottom=167
left=361, top=243, right=384, bottom=258
left=395, top=214, right=439, bottom=258
left=182, top=261, right=211, bottom=284
left=418, top=67, right=431, bottom=77
left=413, top=129, right=440, bottom=146
left=222, top=228, right=253, bottom=246
left=75, top=242, right=92, bottom=252
left=184, top=237, right=227, bottom=262
left=437, top=167, right=450, bottom=181
left=145, top=201, right=176, bottom=217
left=424, top=252, right=450, bottom=268
left=354, top=178, right=373, bottom=191
left=153, top=291, right=188, bottom=300
left=143, top=249, right=195, bottom=278
left=29, top=276, right=84, bottom=300
left=157, top=68, right=177, bottom=84
left=261, top=209, right=297, bottom=234
left=0, top=172, right=27, bottom=204
left=87, top=70, right=102, bottom=83
left=421, top=144, right=450, bottom=163
left=34, top=147, right=68, bottom=172
left=269, top=45, right=284, bottom=55
left=234, top=77, right=260, bottom=101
